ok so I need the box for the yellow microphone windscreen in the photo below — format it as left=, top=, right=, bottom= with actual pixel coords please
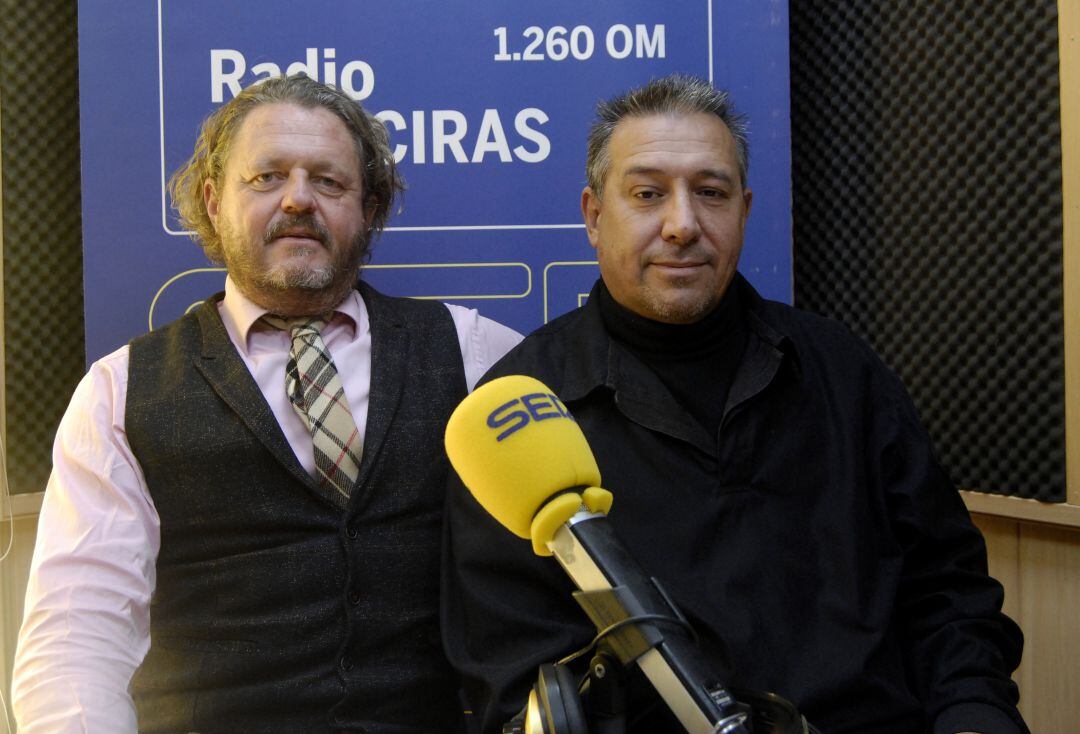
left=445, top=375, right=602, bottom=539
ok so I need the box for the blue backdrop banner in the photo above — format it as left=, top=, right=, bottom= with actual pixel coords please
left=78, top=0, right=791, bottom=362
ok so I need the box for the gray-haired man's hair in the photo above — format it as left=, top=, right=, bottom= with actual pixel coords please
left=585, top=74, right=750, bottom=197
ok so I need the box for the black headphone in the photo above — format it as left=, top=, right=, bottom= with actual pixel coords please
left=525, top=663, right=588, bottom=734
left=506, top=660, right=813, bottom=734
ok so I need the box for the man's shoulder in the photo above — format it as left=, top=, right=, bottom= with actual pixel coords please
left=362, top=284, right=445, bottom=316
left=478, top=306, right=587, bottom=389
left=358, top=280, right=455, bottom=330
left=747, top=291, right=906, bottom=407
left=750, top=292, right=879, bottom=363
left=129, top=296, right=220, bottom=355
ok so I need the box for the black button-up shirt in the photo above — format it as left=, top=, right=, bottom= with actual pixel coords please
left=442, top=276, right=1025, bottom=734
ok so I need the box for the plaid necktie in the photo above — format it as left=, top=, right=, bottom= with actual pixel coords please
left=263, top=314, right=362, bottom=499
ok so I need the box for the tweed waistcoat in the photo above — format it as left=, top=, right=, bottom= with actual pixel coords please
left=126, top=282, right=467, bottom=733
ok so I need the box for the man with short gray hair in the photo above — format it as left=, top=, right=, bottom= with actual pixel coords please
left=15, top=74, right=520, bottom=733
left=443, top=75, right=1026, bottom=734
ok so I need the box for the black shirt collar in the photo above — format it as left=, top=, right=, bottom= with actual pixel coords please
left=595, top=278, right=745, bottom=359
left=558, top=274, right=795, bottom=416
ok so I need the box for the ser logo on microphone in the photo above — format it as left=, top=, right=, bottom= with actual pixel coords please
left=487, top=392, right=574, bottom=442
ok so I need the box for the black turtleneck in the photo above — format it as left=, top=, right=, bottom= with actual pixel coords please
left=596, top=279, right=747, bottom=439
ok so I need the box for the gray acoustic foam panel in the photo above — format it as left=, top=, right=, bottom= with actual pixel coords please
left=790, top=2, right=1064, bottom=501
left=1, top=0, right=85, bottom=494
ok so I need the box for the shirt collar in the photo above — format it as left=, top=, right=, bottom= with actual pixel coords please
left=559, top=273, right=799, bottom=403
left=219, top=276, right=362, bottom=351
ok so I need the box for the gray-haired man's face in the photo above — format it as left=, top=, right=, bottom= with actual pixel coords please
left=582, top=113, right=752, bottom=324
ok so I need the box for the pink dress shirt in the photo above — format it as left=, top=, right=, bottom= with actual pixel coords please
left=12, top=278, right=522, bottom=733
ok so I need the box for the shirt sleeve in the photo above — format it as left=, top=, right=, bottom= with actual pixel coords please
left=12, top=346, right=159, bottom=734
left=872, top=362, right=1027, bottom=734
left=444, top=305, right=524, bottom=392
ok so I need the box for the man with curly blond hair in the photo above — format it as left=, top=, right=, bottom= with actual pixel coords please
left=14, top=74, right=520, bottom=733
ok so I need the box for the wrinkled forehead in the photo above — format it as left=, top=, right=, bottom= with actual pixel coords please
left=226, top=102, right=363, bottom=173
left=607, top=112, right=740, bottom=179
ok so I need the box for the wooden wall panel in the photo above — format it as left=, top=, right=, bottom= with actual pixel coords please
left=1016, top=522, right=1080, bottom=734
left=1061, top=0, right=1080, bottom=507
left=0, top=512, right=39, bottom=732
left=973, top=514, right=1080, bottom=734
left=973, top=515, right=1022, bottom=622
left=971, top=514, right=1029, bottom=720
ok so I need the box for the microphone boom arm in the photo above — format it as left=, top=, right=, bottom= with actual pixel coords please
left=550, top=510, right=750, bottom=734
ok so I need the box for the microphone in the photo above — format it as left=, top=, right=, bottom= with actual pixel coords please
left=445, top=375, right=752, bottom=734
